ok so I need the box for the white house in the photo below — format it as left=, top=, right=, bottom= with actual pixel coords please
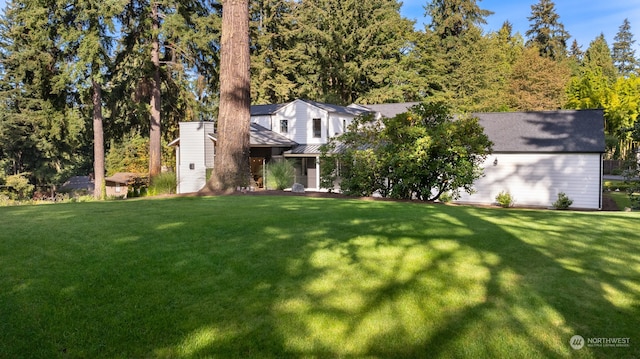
left=170, top=99, right=370, bottom=193
left=170, top=100, right=605, bottom=210
left=457, top=110, right=605, bottom=209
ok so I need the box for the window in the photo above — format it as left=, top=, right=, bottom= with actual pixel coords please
left=280, top=119, right=288, bottom=133
left=313, top=118, right=321, bottom=138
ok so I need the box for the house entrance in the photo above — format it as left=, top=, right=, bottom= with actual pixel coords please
left=250, top=157, right=265, bottom=188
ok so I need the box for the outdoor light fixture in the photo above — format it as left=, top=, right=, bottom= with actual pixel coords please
left=493, top=158, right=498, bottom=166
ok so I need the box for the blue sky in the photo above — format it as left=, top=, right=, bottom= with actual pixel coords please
left=400, top=0, right=640, bottom=51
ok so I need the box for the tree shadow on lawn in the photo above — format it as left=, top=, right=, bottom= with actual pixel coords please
left=154, top=199, right=640, bottom=358
left=1, top=198, right=638, bottom=358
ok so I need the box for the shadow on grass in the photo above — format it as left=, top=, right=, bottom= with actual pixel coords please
left=0, top=197, right=638, bottom=358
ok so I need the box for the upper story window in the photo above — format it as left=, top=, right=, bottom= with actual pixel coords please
left=313, top=118, right=321, bottom=138
left=280, top=119, right=288, bottom=133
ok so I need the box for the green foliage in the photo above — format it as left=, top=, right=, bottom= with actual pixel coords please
left=322, top=101, right=492, bottom=201
left=525, top=0, right=570, bottom=60
left=495, top=191, right=514, bottom=208
left=552, top=192, right=573, bottom=209
left=320, top=113, right=389, bottom=197
left=622, top=158, right=640, bottom=210
left=266, top=159, right=295, bottom=190
left=2, top=173, right=35, bottom=200
left=509, top=46, right=571, bottom=111
left=583, top=34, right=617, bottom=83
left=612, top=18, right=638, bottom=77
left=148, top=172, right=177, bottom=196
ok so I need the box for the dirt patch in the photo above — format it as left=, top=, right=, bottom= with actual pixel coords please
left=601, top=192, right=620, bottom=211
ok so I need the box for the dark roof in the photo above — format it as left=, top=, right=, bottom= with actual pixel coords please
left=251, top=99, right=371, bottom=117
left=250, top=103, right=290, bottom=116
left=358, top=102, right=420, bottom=118
left=473, top=109, right=605, bottom=153
left=301, top=99, right=371, bottom=116
left=250, top=123, right=297, bottom=147
left=60, top=176, right=94, bottom=191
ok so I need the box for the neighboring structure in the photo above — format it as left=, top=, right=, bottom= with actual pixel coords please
left=60, top=176, right=94, bottom=194
left=457, top=110, right=605, bottom=209
left=170, top=100, right=605, bottom=210
left=104, top=172, right=142, bottom=198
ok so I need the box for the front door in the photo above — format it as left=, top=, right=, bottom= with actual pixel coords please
left=250, top=157, right=265, bottom=188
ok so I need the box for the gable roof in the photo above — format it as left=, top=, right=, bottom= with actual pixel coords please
left=250, top=99, right=371, bottom=117
left=250, top=102, right=290, bottom=116
left=356, top=102, right=420, bottom=118
left=473, top=109, right=605, bottom=153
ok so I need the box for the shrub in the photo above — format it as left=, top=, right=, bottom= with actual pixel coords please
left=495, top=191, right=514, bottom=208
left=2, top=173, right=34, bottom=200
left=438, top=192, right=453, bottom=203
left=266, top=160, right=295, bottom=190
left=552, top=192, right=573, bottom=210
left=148, top=172, right=177, bottom=196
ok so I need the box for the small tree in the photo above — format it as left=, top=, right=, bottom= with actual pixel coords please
left=321, top=101, right=493, bottom=201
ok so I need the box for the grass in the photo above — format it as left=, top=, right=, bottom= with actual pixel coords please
left=1, top=196, right=639, bottom=358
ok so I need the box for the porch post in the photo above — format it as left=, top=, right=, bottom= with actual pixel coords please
left=316, top=155, right=321, bottom=190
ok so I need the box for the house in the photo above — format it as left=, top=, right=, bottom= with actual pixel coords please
left=170, top=99, right=371, bottom=193
left=456, top=110, right=605, bottom=209
left=170, top=100, right=605, bottom=210
left=104, top=172, right=142, bottom=198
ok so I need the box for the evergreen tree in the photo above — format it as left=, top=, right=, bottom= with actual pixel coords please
left=292, top=0, right=416, bottom=105
left=61, top=0, right=125, bottom=198
left=612, top=18, right=638, bottom=77
left=425, top=0, right=493, bottom=41
left=205, top=0, right=251, bottom=191
left=111, top=0, right=221, bottom=175
left=0, top=0, right=86, bottom=187
left=250, top=0, right=298, bottom=104
left=584, top=34, right=617, bottom=83
left=423, top=0, right=500, bottom=112
left=525, top=0, right=570, bottom=60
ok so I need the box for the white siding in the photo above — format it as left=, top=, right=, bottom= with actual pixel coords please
left=251, top=115, right=271, bottom=129
left=177, top=122, right=214, bottom=194
left=457, top=153, right=602, bottom=209
left=329, top=114, right=352, bottom=136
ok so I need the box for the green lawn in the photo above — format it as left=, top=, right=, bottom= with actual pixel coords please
left=1, top=196, right=639, bottom=358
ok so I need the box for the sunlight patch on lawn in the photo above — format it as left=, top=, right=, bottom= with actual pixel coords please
left=113, top=235, right=141, bottom=244
left=275, top=236, right=496, bottom=356
left=155, top=222, right=185, bottom=231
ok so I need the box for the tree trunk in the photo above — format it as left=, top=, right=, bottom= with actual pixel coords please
left=92, top=79, right=105, bottom=199
left=204, top=0, right=251, bottom=192
left=149, top=0, right=162, bottom=179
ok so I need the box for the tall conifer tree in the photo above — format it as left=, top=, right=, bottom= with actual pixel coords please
left=612, top=18, right=638, bottom=77
left=525, top=0, right=570, bottom=60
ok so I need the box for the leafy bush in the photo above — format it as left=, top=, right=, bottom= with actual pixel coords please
left=266, top=160, right=295, bottom=190
left=148, top=172, right=177, bottom=196
left=2, top=173, right=34, bottom=200
left=552, top=192, right=573, bottom=210
left=320, top=100, right=493, bottom=201
left=495, top=191, right=514, bottom=208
